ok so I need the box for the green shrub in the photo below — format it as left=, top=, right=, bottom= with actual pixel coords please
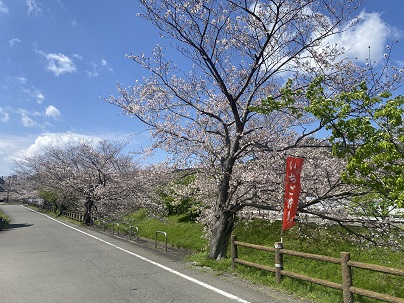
left=0, top=210, right=10, bottom=229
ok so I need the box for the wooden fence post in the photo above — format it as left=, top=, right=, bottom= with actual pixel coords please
left=231, top=235, right=238, bottom=268
left=275, top=242, right=284, bottom=284
left=341, top=252, right=353, bottom=303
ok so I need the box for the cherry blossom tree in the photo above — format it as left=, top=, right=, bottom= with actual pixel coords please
left=12, top=140, right=158, bottom=223
left=107, top=0, right=401, bottom=259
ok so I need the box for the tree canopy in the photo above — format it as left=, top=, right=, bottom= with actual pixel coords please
left=307, top=78, right=404, bottom=209
left=12, top=140, right=166, bottom=223
left=255, top=76, right=404, bottom=209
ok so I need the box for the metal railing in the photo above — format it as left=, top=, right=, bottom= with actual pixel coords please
left=129, top=226, right=139, bottom=242
left=155, top=231, right=167, bottom=251
left=112, top=223, right=120, bottom=235
left=28, top=205, right=170, bottom=252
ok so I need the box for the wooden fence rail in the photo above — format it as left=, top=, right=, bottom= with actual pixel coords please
left=231, top=235, right=404, bottom=303
left=63, top=211, right=84, bottom=222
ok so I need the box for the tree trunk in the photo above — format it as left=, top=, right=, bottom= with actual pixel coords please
left=207, top=157, right=236, bottom=259
left=208, top=209, right=235, bottom=260
left=207, top=137, right=240, bottom=259
left=83, top=197, right=93, bottom=226
left=57, top=204, right=66, bottom=217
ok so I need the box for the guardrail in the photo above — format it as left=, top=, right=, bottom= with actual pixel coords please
left=112, top=223, right=120, bottom=235
left=63, top=211, right=144, bottom=245
left=231, top=235, right=404, bottom=303
left=155, top=231, right=168, bottom=252
left=29, top=205, right=169, bottom=252
left=129, top=226, right=139, bottom=242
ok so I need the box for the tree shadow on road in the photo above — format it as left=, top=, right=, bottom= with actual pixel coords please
left=6, top=223, right=34, bottom=230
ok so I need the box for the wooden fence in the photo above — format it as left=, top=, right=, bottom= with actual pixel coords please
left=231, top=235, right=404, bottom=303
left=36, top=204, right=85, bottom=222
left=63, top=211, right=84, bottom=222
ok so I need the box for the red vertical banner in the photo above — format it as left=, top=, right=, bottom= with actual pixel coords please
left=282, top=157, right=304, bottom=231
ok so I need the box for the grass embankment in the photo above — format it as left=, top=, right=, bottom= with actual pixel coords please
left=102, top=210, right=207, bottom=251
left=113, top=211, right=403, bottom=303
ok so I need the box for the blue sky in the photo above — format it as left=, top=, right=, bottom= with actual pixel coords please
left=1, top=0, right=404, bottom=176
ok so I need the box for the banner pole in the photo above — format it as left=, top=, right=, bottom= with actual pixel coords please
left=280, top=154, right=287, bottom=244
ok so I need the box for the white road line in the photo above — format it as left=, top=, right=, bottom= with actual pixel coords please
left=22, top=206, right=251, bottom=303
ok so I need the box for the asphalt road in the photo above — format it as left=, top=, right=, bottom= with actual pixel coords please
left=0, top=205, right=311, bottom=303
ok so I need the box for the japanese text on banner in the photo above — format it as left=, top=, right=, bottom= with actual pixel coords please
left=282, top=157, right=304, bottom=231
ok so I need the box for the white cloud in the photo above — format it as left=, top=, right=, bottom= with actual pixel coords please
left=87, top=62, right=99, bottom=78
left=17, top=133, right=101, bottom=160
left=9, top=38, right=22, bottom=47
left=26, top=0, right=43, bottom=17
left=73, top=53, right=83, bottom=60
left=13, top=76, right=45, bottom=104
left=0, top=108, right=10, bottom=123
left=22, top=86, right=45, bottom=104
left=0, top=133, right=88, bottom=175
left=272, top=10, right=396, bottom=80
left=0, top=0, right=8, bottom=14
left=87, top=59, right=113, bottom=77
left=0, top=134, right=36, bottom=175
left=21, top=114, right=37, bottom=127
left=16, top=76, right=27, bottom=85
left=35, top=91, right=45, bottom=103
left=45, top=105, right=60, bottom=119
left=39, top=51, right=77, bottom=76
left=101, top=59, right=114, bottom=72
left=325, top=11, right=393, bottom=63
left=14, top=107, right=59, bottom=129
left=0, top=132, right=146, bottom=175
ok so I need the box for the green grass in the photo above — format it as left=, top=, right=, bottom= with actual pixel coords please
left=100, top=210, right=404, bottom=303
left=111, top=210, right=208, bottom=251
left=224, top=220, right=403, bottom=303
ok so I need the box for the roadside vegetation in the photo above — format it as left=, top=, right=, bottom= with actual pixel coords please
left=112, top=210, right=207, bottom=251
left=0, top=209, right=10, bottom=229
left=119, top=209, right=403, bottom=303
left=0, top=210, right=10, bottom=230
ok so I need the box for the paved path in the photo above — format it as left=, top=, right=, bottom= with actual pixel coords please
left=0, top=205, right=312, bottom=303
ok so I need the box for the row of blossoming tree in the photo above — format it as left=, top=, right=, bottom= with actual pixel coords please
left=11, top=140, right=168, bottom=224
